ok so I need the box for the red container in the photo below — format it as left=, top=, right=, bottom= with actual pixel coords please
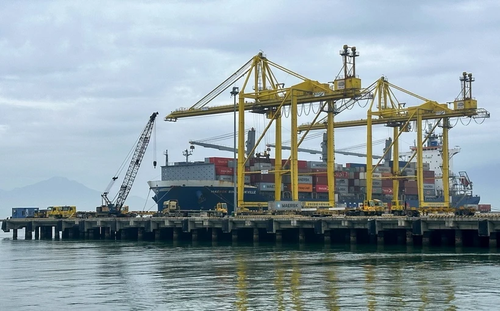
left=404, top=181, right=417, bottom=188
left=252, top=174, right=275, bottom=183
left=478, top=204, right=491, bottom=212
left=382, top=180, right=393, bottom=187
left=298, top=160, right=308, bottom=169
left=382, top=187, right=393, bottom=195
left=313, top=176, right=328, bottom=185
left=423, top=170, right=435, bottom=178
left=215, top=166, right=233, bottom=175
left=208, top=157, right=231, bottom=166
left=315, top=184, right=329, bottom=193
left=405, top=187, right=418, bottom=195
left=335, top=171, right=349, bottom=179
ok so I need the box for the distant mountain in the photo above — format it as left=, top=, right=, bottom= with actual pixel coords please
left=0, top=177, right=150, bottom=218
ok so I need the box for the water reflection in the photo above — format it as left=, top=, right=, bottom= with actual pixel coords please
left=235, top=254, right=248, bottom=311
left=1, top=237, right=497, bottom=310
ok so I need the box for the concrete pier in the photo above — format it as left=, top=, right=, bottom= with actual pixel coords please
left=211, top=228, right=218, bottom=242
left=490, top=233, right=497, bottom=248
left=25, top=229, right=32, bottom=240
left=192, top=229, right=198, bottom=242
left=253, top=228, right=259, bottom=242
left=377, top=231, right=384, bottom=245
left=455, top=229, right=463, bottom=247
left=298, top=228, right=305, bottom=243
left=324, top=231, right=331, bottom=244
left=172, top=228, right=179, bottom=241
left=2, top=215, right=500, bottom=248
left=275, top=231, right=282, bottom=243
left=422, top=232, right=430, bottom=246
left=349, top=229, right=357, bottom=244
left=406, top=230, right=413, bottom=244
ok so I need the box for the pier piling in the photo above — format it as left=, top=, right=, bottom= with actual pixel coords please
left=2, top=216, right=500, bottom=248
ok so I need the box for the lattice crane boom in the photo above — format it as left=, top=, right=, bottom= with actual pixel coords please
left=102, top=112, right=159, bottom=214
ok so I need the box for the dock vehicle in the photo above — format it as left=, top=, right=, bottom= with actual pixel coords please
left=34, top=205, right=76, bottom=219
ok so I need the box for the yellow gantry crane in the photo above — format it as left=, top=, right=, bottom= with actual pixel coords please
left=166, top=45, right=363, bottom=211
left=299, top=72, right=490, bottom=212
left=166, top=46, right=489, bottom=214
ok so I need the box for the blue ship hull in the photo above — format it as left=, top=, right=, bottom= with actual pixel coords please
left=151, top=184, right=268, bottom=212
left=150, top=183, right=481, bottom=211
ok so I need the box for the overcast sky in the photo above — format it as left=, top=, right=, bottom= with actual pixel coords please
left=1, top=0, right=498, bottom=209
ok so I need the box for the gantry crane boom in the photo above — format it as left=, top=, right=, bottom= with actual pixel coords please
left=266, top=143, right=384, bottom=159
left=298, top=77, right=489, bottom=132
left=102, top=112, right=159, bottom=214
left=165, top=52, right=363, bottom=122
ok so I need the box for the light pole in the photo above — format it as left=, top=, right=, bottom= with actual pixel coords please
left=230, top=86, right=239, bottom=216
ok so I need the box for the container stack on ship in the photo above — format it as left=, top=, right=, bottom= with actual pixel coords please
left=148, top=142, right=480, bottom=213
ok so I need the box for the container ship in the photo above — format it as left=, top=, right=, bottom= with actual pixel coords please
left=148, top=133, right=480, bottom=212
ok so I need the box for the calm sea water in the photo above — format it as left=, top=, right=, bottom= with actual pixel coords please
left=1, top=228, right=499, bottom=311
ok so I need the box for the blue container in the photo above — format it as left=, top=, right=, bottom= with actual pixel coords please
left=11, top=207, right=39, bottom=218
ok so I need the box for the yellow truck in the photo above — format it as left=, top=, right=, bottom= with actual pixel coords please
left=34, top=205, right=77, bottom=218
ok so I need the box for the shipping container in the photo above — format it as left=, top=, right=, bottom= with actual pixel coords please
left=255, top=182, right=283, bottom=192
left=374, top=166, right=392, bottom=173
left=372, top=180, right=382, bottom=187
left=251, top=162, right=273, bottom=170
left=228, top=160, right=250, bottom=168
left=403, top=168, right=416, bottom=176
left=382, top=187, right=393, bottom=195
left=252, top=174, right=275, bottom=183
left=346, top=163, right=366, bottom=169
left=423, top=183, right=435, bottom=190
left=336, top=178, right=348, bottom=186
left=423, top=170, right=435, bottom=178
left=206, top=157, right=232, bottom=166
left=382, top=180, right=393, bottom=187
left=423, top=189, right=435, bottom=196
left=315, top=184, right=329, bottom=193
left=283, top=175, right=313, bottom=184
left=313, top=176, right=328, bottom=185
left=404, top=180, right=418, bottom=188
left=307, top=161, right=327, bottom=169
left=12, top=207, right=39, bottom=218
left=336, top=186, right=349, bottom=193
left=268, top=201, right=302, bottom=211
left=335, top=171, right=349, bottom=179
left=478, top=204, right=492, bottom=213
left=215, top=166, right=234, bottom=175
left=405, top=187, right=418, bottom=195
left=298, top=184, right=313, bottom=192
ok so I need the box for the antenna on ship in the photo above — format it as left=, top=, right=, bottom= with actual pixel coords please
left=183, top=145, right=195, bottom=163
left=164, top=150, right=169, bottom=166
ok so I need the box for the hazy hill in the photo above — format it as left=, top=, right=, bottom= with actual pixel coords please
left=0, top=177, right=151, bottom=218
